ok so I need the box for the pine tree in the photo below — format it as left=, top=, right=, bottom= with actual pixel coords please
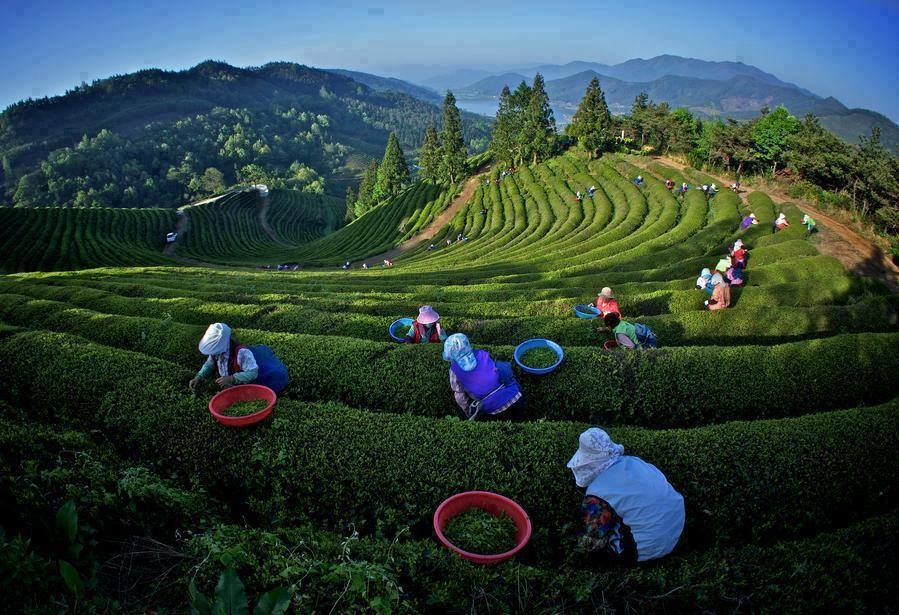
left=373, top=132, right=409, bottom=202
left=490, top=86, right=515, bottom=166
left=523, top=73, right=556, bottom=165
left=438, top=91, right=467, bottom=184
left=419, top=122, right=440, bottom=181
left=344, top=186, right=357, bottom=223
left=566, top=77, right=612, bottom=159
left=354, top=159, right=379, bottom=218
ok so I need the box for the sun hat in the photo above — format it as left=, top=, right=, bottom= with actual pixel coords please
left=711, top=272, right=725, bottom=286
left=701, top=267, right=712, bottom=279
left=566, top=427, right=625, bottom=488
left=443, top=333, right=477, bottom=372
left=199, top=322, right=231, bottom=356
left=598, top=287, right=614, bottom=299
left=417, top=305, right=440, bottom=325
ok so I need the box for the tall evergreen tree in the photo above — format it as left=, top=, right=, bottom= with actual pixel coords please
left=419, top=122, right=440, bottom=181
left=438, top=91, right=467, bottom=184
left=490, top=86, right=515, bottom=166
left=523, top=73, right=556, bottom=165
left=344, top=186, right=357, bottom=223
left=373, top=132, right=409, bottom=201
left=566, top=76, right=612, bottom=159
left=354, top=159, right=379, bottom=218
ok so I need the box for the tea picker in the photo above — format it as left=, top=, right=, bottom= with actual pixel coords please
left=442, top=333, right=524, bottom=420
left=567, top=428, right=684, bottom=562
left=189, top=323, right=289, bottom=394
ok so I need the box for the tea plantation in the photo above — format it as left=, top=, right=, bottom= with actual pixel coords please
left=1, top=153, right=897, bottom=612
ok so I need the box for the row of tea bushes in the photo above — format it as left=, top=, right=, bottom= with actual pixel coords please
left=1, top=329, right=896, bottom=557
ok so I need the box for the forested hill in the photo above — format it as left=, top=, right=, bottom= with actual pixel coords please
left=0, top=61, right=490, bottom=208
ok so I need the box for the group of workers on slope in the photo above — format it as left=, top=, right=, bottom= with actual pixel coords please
left=696, top=237, right=750, bottom=311
left=660, top=177, right=718, bottom=199
left=402, top=304, right=681, bottom=561
left=594, top=287, right=659, bottom=349
left=575, top=185, right=597, bottom=202
left=772, top=212, right=816, bottom=236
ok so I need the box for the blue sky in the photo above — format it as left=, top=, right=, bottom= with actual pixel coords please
left=2, top=0, right=898, bottom=122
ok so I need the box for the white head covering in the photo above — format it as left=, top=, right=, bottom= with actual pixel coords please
left=777, top=213, right=787, bottom=221
left=443, top=333, right=477, bottom=372
left=567, top=428, right=624, bottom=488
left=711, top=272, right=725, bottom=286
left=700, top=268, right=712, bottom=279
left=199, top=322, right=231, bottom=356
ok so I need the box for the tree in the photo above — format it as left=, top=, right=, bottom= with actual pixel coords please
left=627, top=93, right=651, bottom=147
left=373, top=132, right=409, bottom=202
left=566, top=76, right=612, bottom=159
left=438, top=91, right=467, bottom=184
left=752, top=105, right=800, bottom=176
left=666, top=108, right=698, bottom=155
left=523, top=73, right=556, bottom=165
left=354, top=159, right=379, bottom=217
left=489, top=86, right=516, bottom=166
left=344, top=186, right=357, bottom=223
left=785, top=114, right=852, bottom=191
left=418, top=122, right=440, bottom=181
left=201, top=167, right=226, bottom=194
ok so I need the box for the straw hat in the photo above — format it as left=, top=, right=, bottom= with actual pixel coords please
left=599, top=287, right=614, bottom=299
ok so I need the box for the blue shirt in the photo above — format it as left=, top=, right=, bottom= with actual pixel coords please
left=586, top=456, right=685, bottom=561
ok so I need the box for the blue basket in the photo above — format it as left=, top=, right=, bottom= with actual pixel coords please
left=574, top=303, right=601, bottom=319
left=513, top=338, right=564, bottom=375
left=389, top=317, right=414, bottom=342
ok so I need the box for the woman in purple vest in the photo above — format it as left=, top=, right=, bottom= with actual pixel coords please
left=442, top=333, right=525, bottom=420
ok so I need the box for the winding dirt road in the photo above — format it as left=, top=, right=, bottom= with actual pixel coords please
left=364, top=167, right=489, bottom=265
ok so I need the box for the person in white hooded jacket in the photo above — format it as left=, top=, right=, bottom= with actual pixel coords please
left=567, top=427, right=685, bottom=563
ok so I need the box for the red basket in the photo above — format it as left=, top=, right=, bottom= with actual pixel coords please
left=603, top=339, right=619, bottom=350
left=433, top=491, right=532, bottom=564
left=208, top=384, right=276, bottom=427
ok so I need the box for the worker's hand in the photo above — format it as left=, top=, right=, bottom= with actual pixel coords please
left=215, top=375, right=235, bottom=388
left=188, top=377, right=199, bottom=390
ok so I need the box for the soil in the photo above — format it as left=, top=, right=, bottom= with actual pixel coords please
left=642, top=156, right=899, bottom=293
left=365, top=166, right=490, bottom=265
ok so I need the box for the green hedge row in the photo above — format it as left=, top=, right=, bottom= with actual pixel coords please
left=1, top=330, right=897, bottom=557
left=2, top=301, right=898, bottom=426
left=185, top=511, right=899, bottom=613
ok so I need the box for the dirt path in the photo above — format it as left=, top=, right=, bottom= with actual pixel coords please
left=642, top=156, right=899, bottom=293
left=364, top=167, right=489, bottom=264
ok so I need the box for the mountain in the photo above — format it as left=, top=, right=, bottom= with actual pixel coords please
left=326, top=69, right=441, bottom=104
left=602, top=55, right=807, bottom=91
left=510, top=61, right=614, bottom=82
left=540, top=71, right=899, bottom=150
left=456, top=73, right=530, bottom=98
left=420, top=68, right=494, bottom=93
left=0, top=61, right=490, bottom=207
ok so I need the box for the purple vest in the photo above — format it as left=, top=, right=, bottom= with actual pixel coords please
left=450, top=349, right=521, bottom=414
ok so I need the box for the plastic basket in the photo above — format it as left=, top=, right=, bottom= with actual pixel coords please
left=208, top=384, right=276, bottom=427
left=573, top=303, right=601, bottom=319
left=389, top=317, right=414, bottom=342
left=513, top=338, right=564, bottom=375
left=433, top=491, right=532, bottom=564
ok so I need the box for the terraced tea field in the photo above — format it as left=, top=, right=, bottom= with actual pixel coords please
left=1, top=154, right=896, bottom=612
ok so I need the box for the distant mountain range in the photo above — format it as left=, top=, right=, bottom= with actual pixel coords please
left=419, top=55, right=899, bottom=153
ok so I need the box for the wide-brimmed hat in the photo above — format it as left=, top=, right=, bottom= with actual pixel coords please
left=199, top=322, right=231, bottom=356
left=566, top=427, right=625, bottom=488
left=700, top=267, right=712, bottom=279
left=417, top=305, right=440, bottom=325
left=598, top=287, right=614, bottom=299
left=443, top=333, right=477, bottom=372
